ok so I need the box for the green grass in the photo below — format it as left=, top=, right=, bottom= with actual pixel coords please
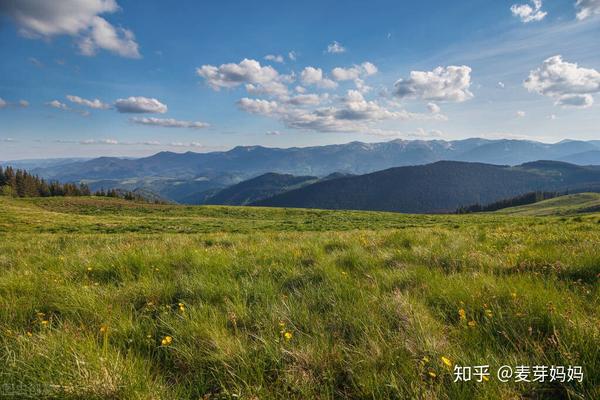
left=497, top=192, right=600, bottom=216
left=0, top=196, right=598, bottom=399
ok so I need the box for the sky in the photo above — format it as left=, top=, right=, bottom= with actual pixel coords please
left=0, top=0, right=599, bottom=160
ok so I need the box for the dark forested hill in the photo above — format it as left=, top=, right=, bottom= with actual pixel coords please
left=204, top=173, right=318, bottom=205
left=253, top=161, right=600, bottom=213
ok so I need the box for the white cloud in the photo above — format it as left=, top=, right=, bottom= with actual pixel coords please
left=394, top=65, right=474, bottom=102
left=66, top=95, right=110, bottom=109
left=498, top=81, right=505, bottom=88
left=576, top=0, right=600, bottom=20
left=46, top=100, right=70, bottom=110
left=46, top=99, right=90, bottom=116
left=130, top=117, right=209, bottom=129
left=353, top=79, right=372, bottom=94
left=237, top=98, right=280, bottom=115
left=331, top=62, right=378, bottom=81
left=326, top=41, right=346, bottom=54
left=427, top=102, right=441, bottom=113
left=18, top=100, right=29, bottom=108
left=196, top=58, right=289, bottom=97
left=524, top=55, right=600, bottom=108
left=300, top=67, right=337, bottom=89
left=115, top=97, right=168, bottom=113
left=516, top=110, right=526, bottom=117
left=556, top=94, right=594, bottom=107
left=264, top=54, right=284, bottom=63
left=288, top=51, right=297, bottom=61
left=0, top=0, right=140, bottom=58
left=0, top=98, right=6, bottom=109
left=237, top=90, right=444, bottom=134
left=510, top=0, right=547, bottom=23
left=284, top=93, right=326, bottom=106
left=80, top=138, right=118, bottom=145
left=266, top=130, right=281, bottom=136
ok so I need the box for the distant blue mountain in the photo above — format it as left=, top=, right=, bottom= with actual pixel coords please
left=20, top=138, right=600, bottom=204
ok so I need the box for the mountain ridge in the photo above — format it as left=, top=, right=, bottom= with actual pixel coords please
left=252, top=160, right=600, bottom=213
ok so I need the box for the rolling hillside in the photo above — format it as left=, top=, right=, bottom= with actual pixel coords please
left=254, top=161, right=600, bottom=213
left=498, top=193, right=600, bottom=216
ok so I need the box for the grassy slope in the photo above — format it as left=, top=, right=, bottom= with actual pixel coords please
left=0, top=196, right=598, bottom=399
left=498, top=193, right=600, bottom=216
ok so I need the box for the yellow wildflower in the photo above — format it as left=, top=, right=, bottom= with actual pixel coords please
left=441, top=356, right=452, bottom=368
left=428, top=371, right=437, bottom=378
left=458, top=308, right=466, bottom=320
left=178, top=303, right=185, bottom=312
left=161, top=336, right=173, bottom=346
left=87, top=267, right=92, bottom=271
left=284, top=331, right=293, bottom=341
left=485, top=309, right=493, bottom=318
left=100, top=325, right=108, bottom=334
left=41, top=320, right=49, bottom=327
left=468, top=320, right=476, bottom=327
left=422, top=356, right=430, bottom=363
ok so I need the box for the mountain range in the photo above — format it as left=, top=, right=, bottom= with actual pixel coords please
left=3, top=138, right=600, bottom=205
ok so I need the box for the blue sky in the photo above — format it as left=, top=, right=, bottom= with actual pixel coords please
left=0, top=0, right=599, bottom=160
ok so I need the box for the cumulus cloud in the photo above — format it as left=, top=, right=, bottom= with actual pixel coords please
left=266, top=130, right=281, bottom=136
left=130, top=117, right=209, bottom=129
left=0, top=0, right=140, bottom=58
left=300, top=67, right=337, bottom=89
left=237, top=98, right=280, bottom=115
left=510, top=0, right=547, bottom=22
left=288, top=51, right=297, bottom=61
left=427, top=102, right=441, bottom=114
left=498, top=81, right=506, bottom=88
left=516, top=110, right=526, bottom=117
left=331, top=62, right=378, bottom=81
left=326, top=41, right=346, bottom=54
left=115, top=97, right=167, bottom=113
left=524, top=55, right=600, bottom=108
left=264, top=54, right=284, bottom=63
left=46, top=99, right=90, bottom=116
left=576, top=0, right=600, bottom=20
left=284, top=93, right=327, bottom=106
left=46, top=99, right=70, bottom=110
left=237, top=90, right=444, bottom=134
left=66, top=95, right=110, bottom=109
left=394, top=65, right=474, bottom=102
left=196, top=58, right=289, bottom=97
left=0, top=98, right=30, bottom=108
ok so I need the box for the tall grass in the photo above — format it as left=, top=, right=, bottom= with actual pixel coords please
left=0, top=197, right=598, bottom=399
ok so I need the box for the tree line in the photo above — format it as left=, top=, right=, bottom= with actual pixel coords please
left=0, top=166, right=150, bottom=202
left=0, top=166, right=91, bottom=197
left=456, top=191, right=561, bottom=214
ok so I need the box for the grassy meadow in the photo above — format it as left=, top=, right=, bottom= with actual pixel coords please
left=0, top=196, right=599, bottom=399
